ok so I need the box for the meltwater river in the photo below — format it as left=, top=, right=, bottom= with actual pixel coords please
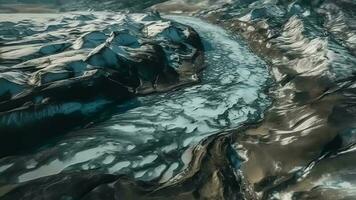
left=0, top=15, right=271, bottom=184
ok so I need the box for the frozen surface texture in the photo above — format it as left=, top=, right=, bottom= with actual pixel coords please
left=0, top=0, right=355, bottom=200
left=0, top=12, right=203, bottom=156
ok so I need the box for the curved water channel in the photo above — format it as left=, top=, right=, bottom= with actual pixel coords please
left=0, top=15, right=272, bottom=185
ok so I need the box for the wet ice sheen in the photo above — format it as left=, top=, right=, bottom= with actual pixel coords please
left=0, top=15, right=271, bottom=183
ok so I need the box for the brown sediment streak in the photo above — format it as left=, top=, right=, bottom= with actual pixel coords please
left=151, top=0, right=356, bottom=199
left=0, top=1, right=355, bottom=200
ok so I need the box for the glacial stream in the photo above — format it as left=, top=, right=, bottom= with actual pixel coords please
left=0, top=15, right=271, bottom=184
left=1, top=0, right=356, bottom=199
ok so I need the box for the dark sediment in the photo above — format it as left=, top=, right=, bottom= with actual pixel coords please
left=0, top=0, right=356, bottom=200
left=155, top=0, right=356, bottom=199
